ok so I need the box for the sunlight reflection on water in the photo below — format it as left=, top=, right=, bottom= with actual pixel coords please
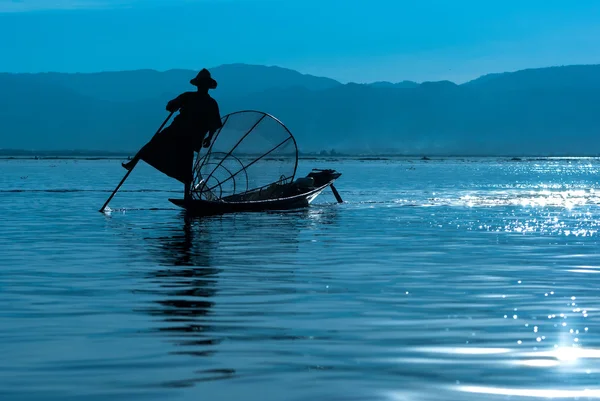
left=2, top=157, right=600, bottom=401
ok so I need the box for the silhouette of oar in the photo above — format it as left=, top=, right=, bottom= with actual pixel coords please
left=98, top=112, right=174, bottom=213
left=330, top=184, right=343, bottom=203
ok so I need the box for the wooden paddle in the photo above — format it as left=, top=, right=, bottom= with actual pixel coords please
left=98, top=112, right=174, bottom=213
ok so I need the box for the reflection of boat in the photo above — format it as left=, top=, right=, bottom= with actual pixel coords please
left=138, top=218, right=222, bottom=359
left=115, top=208, right=340, bottom=386
left=168, top=110, right=343, bottom=216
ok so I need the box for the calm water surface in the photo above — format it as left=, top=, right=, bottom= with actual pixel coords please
left=1, top=157, right=600, bottom=400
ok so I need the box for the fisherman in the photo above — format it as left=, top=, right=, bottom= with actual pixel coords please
left=122, top=68, right=222, bottom=200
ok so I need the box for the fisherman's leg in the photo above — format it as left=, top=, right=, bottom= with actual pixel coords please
left=121, top=157, right=138, bottom=171
left=183, top=147, right=194, bottom=201
left=122, top=142, right=151, bottom=171
left=184, top=181, right=191, bottom=201
left=122, top=126, right=173, bottom=171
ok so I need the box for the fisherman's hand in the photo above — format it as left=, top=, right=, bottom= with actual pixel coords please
left=166, top=100, right=179, bottom=113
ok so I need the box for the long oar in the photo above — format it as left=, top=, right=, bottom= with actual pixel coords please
left=98, top=112, right=174, bottom=213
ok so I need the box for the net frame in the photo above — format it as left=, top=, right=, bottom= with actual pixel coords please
left=190, top=110, right=299, bottom=201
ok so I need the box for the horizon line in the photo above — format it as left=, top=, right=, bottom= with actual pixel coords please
left=2, top=150, right=600, bottom=159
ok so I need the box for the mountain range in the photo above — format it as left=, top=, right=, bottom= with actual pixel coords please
left=1, top=63, right=599, bottom=156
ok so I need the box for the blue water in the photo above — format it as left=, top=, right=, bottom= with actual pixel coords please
left=2, top=157, right=600, bottom=401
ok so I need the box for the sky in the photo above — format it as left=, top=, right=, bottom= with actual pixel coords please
left=1, top=0, right=600, bottom=83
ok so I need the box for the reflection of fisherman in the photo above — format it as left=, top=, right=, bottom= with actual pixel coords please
left=122, top=68, right=223, bottom=200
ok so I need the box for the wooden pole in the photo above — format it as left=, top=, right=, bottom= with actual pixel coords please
left=98, top=112, right=174, bottom=213
left=330, top=184, right=343, bottom=203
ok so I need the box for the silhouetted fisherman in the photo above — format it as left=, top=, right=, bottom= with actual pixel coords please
left=122, top=68, right=222, bottom=200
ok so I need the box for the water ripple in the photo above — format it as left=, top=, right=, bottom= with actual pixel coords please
left=2, top=158, right=600, bottom=400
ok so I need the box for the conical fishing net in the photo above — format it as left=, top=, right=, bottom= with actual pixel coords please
left=191, top=111, right=299, bottom=201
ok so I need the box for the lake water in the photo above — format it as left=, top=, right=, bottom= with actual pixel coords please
left=2, top=157, right=600, bottom=401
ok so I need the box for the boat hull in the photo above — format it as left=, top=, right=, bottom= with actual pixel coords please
left=169, top=173, right=340, bottom=217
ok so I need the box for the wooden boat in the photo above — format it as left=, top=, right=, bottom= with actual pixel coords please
left=169, top=168, right=342, bottom=216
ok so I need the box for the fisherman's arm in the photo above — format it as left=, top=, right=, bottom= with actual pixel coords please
left=203, top=128, right=218, bottom=147
left=202, top=102, right=223, bottom=147
left=166, top=93, right=187, bottom=112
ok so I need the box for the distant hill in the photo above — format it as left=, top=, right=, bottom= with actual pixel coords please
left=368, top=81, right=419, bottom=89
left=4, top=63, right=341, bottom=103
left=1, top=63, right=600, bottom=156
left=464, top=65, right=600, bottom=91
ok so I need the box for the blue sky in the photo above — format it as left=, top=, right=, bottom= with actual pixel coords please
left=1, top=0, right=599, bottom=83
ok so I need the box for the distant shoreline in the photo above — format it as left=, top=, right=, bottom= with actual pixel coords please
left=0, top=150, right=133, bottom=158
left=1, top=150, right=600, bottom=160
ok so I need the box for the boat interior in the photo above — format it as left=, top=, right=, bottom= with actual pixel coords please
left=220, top=169, right=340, bottom=203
